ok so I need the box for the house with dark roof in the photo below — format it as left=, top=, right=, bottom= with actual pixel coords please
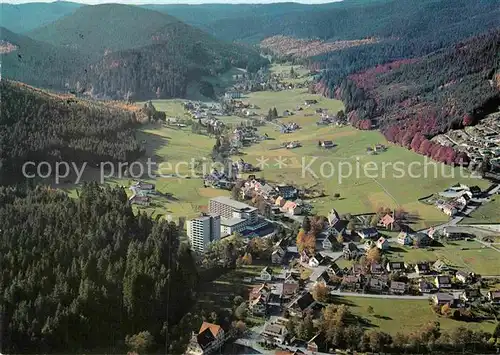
left=386, top=261, right=405, bottom=273
left=275, top=185, right=298, bottom=199
left=308, top=253, right=326, bottom=268
left=357, top=227, right=379, bottom=240
left=397, top=232, right=413, bottom=246
left=288, top=292, right=317, bottom=316
left=307, top=333, right=328, bottom=352
left=435, top=275, right=452, bottom=289
left=343, top=242, right=362, bottom=260
left=327, top=262, right=343, bottom=277
left=419, top=280, right=434, bottom=294
left=322, top=234, right=337, bottom=250
left=261, top=267, right=273, bottom=281
left=413, top=232, right=433, bottom=247
left=369, top=277, right=388, bottom=292
left=460, top=288, right=481, bottom=302
left=370, top=263, right=385, bottom=275
left=433, top=260, right=450, bottom=273
left=282, top=281, right=300, bottom=300
left=342, top=275, right=364, bottom=291
left=455, top=270, right=470, bottom=283
left=261, top=321, right=288, bottom=344
left=414, top=262, right=431, bottom=275
left=390, top=281, right=407, bottom=295
left=320, top=140, right=335, bottom=149
left=432, top=293, right=455, bottom=306
left=488, top=290, right=500, bottom=304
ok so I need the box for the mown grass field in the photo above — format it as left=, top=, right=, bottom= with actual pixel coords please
left=234, top=105, right=487, bottom=229
left=463, top=197, right=500, bottom=224
left=335, top=296, right=496, bottom=335
left=387, top=240, right=500, bottom=275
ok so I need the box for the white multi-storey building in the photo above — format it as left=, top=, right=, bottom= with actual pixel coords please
left=208, top=196, right=259, bottom=236
left=187, top=214, right=221, bottom=253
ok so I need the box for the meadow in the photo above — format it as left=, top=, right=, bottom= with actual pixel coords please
left=233, top=90, right=487, bottom=229
left=387, top=240, right=500, bottom=275
left=335, top=296, right=497, bottom=335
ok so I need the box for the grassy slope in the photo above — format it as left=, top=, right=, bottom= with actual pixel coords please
left=336, top=296, right=496, bottom=335
left=387, top=240, right=500, bottom=275
left=462, top=197, right=500, bottom=224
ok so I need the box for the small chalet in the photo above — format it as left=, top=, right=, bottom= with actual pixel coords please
left=275, top=196, right=286, bottom=207
left=469, top=185, right=482, bottom=197
left=282, top=201, right=302, bottom=215
left=275, top=185, right=298, bottom=199
left=432, top=293, right=454, bottom=306
left=288, top=292, right=316, bottom=316
left=455, top=270, right=470, bottom=283
left=320, top=140, right=335, bottom=149
left=390, top=281, right=406, bottom=295
left=376, top=237, right=389, bottom=250
left=433, top=259, right=450, bottom=273
left=261, top=267, right=273, bottom=281
left=249, top=284, right=270, bottom=316
left=370, top=263, right=385, bottom=274
left=488, top=290, right=500, bottom=304
left=342, top=275, right=363, bottom=291
left=460, top=288, right=481, bottom=302
left=261, top=321, right=288, bottom=344
left=308, top=253, right=325, bottom=268
left=132, top=181, right=155, bottom=191
left=314, top=270, right=334, bottom=288
left=414, top=262, right=431, bottom=275
left=357, top=227, right=379, bottom=240
left=419, top=280, right=434, bottom=293
left=343, top=242, right=362, bottom=260
left=351, top=263, right=365, bottom=275
left=386, top=261, right=405, bottom=273
left=380, top=214, right=395, bottom=229
left=190, top=322, right=226, bottom=355
left=397, top=232, right=413, bottom=246
left=435, top=275, right=452, bottom=289
left=369, top=277, right=387, bottom=292
left=327, top=262, right=343, bottom=277
left=413, top=232, right=433, bottom=247
left=282, top=282, right=300, bottom=299
left=300, top=250, right=311, bottom=264
left=304, top=99, right=318, bottom=105
left=272, top=249, right=285, bottom=264
left=307, top=333, right=328, bottom=352
left=128, top=195, right=151, bottom=206
left=322, top=235, right=337, bottom=250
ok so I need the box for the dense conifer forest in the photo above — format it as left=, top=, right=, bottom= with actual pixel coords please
left=0, top=80, right=144, bottom=182
left=334, top=30, right=500, bottom=164
left=0, top=183, right=199, bottom=353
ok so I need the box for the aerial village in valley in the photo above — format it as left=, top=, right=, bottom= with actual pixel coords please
left=126, top=64, right=500, bottom=355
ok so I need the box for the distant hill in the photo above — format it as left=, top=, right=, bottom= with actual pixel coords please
left=0, top=27, right=86, bottom=89
left=0, top=1, right=82, bottom=33
left=336, top=30, right=500, bottom=164
left=5, top=4, right=267, bottom=99
left=28, top=4, right=188, bottom=60
left=0, top=79, right=145, bottom=182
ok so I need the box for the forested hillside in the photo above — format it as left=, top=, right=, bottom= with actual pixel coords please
left=0, top=80, right=144, bottom=182
left=3, top=4, right=267, bottom=99
left=0, top=183, right=198, bottom=353
left=336, top=30, right=500, bottom=164
left=0, top=27, right=87, bottom=89
left=0, top=1, right=81, bottom=33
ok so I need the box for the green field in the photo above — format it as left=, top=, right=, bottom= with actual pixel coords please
left=387, top=240, right=500, bottom=275
left=336, top=296, right=496, bottom=335
left=462, top=197, right=500, bottom=224
left=231, top=102, right=487, bottom=229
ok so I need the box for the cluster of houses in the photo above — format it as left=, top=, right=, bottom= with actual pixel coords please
left=316, top=110, right=348, bottom=126
left=184, top=101, right=225, bottom=119
left=435, top=183, right=482, bottom=216
left=128, top=181, right=156, bottom=206
left=231, top=126, right=268, bottom=150
left=280, top=122, right=300, bottom=134
left=433, top=114, right=500, bottom=171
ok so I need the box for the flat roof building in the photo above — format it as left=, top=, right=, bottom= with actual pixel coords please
left=187, top=214, right=221, bottom=253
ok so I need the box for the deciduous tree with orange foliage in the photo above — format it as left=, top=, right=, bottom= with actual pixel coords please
left=296, top=230, right=316, bottom=254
